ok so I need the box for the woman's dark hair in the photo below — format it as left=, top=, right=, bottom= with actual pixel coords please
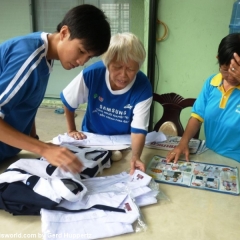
left=57, top=4, right=111, bottom=56
left=218, top=33, right=240, bottom=65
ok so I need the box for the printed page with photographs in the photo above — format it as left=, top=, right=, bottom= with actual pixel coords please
left=146, top=155, right=239, bottom=195
left=145, top=135, right=208, bottom=154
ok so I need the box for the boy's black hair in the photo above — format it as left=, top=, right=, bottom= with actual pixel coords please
left=218, top=33, right=240, bottom=65
left=57, top=4, right=111, bottom=56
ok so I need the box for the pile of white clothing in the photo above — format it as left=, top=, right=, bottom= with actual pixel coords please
left=41, top=170, right=159, bottom=240
left=0, top=144, right=160, bottom=239
left=52, top=131, right=166, bottom=150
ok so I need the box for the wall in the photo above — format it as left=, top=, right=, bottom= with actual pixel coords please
left=130, top=0, right=148, bottom=73
left=153, top=0, right=235, bottom=139
left=0, top=0, right=31, bottom=43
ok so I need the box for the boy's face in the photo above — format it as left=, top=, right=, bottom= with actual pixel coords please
left=57, top=26, right=95, bottom=70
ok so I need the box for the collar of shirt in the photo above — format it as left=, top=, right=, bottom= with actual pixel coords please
left=210, top=73, right=240, bottom=90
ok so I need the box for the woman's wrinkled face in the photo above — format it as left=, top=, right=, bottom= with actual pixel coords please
left=108, top=56, right=139, bottom=90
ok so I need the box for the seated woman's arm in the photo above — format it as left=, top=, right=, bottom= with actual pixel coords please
left=166, top=117, right=202, bottom=163
left=130, top=133, right=146, bottom=175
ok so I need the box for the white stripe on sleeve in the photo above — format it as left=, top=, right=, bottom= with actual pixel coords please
left=131, top=97, right=153, bottom=131
left=62, top=71, right=89, bottom=109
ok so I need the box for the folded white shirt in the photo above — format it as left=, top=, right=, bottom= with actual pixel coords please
left=41, top=194, right=139, bottom=240
left=135, top=190, right=159, bottom=207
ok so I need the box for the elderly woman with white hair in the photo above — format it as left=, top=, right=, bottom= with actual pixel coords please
left=61, top=32, right=153, bottom=174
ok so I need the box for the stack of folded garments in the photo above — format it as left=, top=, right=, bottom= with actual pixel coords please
left=0, top=145, right=160, bottom=239
left=0, top=146, right=113, bottom=216
left=41, top=170, right=159, bottom=240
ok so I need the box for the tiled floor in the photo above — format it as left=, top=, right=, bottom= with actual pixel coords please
left=35, top=107, right=85, bottom=142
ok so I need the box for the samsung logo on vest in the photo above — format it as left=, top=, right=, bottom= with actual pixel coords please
left=124, top=104, right=133, bottom=109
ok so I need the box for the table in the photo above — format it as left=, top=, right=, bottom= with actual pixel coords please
left=0, top=148, right=239, bottom=240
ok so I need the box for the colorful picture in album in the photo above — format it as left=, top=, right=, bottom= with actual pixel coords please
left=162, top=170, right=182, bottom=183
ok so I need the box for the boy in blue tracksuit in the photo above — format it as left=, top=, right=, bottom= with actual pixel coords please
left=0, top=4, right=111, bottom=173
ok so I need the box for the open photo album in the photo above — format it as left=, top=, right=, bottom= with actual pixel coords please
left=145, top=135, right=208, bottom=155
left=146, top=155, right=239, bottom=195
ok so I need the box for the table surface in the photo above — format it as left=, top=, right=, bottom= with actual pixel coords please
left=0, top=148, right=239, bottom=240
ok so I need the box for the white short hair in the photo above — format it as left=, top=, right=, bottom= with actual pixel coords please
left=102, top=32, right=146, bottom=68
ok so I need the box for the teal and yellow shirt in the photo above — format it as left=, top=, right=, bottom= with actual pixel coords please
left=191, top=73, right=240, bottom=162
